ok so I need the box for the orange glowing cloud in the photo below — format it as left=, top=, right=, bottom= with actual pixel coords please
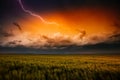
left=1, top=7, right=119, bottom=48
left=16, top=7, right=117, bottom=37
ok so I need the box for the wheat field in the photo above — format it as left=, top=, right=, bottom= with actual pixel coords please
left=0, top=54, right=120, bottom=80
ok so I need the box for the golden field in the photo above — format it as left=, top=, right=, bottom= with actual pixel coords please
left=0, top=54, right=120, bottom=80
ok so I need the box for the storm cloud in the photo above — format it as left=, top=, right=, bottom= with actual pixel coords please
left=0, top=30, right=119, bottom=49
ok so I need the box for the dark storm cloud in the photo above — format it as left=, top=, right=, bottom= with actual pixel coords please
left=0, top=32, right=120, bottom=53
left=0, top=0, right=120, bottom=23
left=0, top=0, right=120, bottom=53
left=7, top=40, right=22, bottom=47
left=110, top=34, right=120, bottom=39
left=8, top=41, right=16, bottom=45
left=0, top=41, right=120, bottom=54
left=108, top=32, right=120, bottom=43
left=42, top=35, right=73, bottom=46
left=78, top=30, right=86, bottom=39
left=0, top=26, right=14, bottom=37
left=0, top=0, right=26, bottom=24
left=13, top=22, right=22, bottom=32
left=23, top=0, right=120, bottom=12
left=0, top=32, right=14, bottom=37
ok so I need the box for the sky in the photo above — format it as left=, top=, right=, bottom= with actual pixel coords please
left=0, top=0, right=120, bottom=53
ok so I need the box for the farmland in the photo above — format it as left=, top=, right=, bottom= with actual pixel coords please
left=0, top=54, right=120, bottom=80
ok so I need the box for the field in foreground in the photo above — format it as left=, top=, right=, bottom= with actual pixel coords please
left=0, top=54, right=120, bottom=80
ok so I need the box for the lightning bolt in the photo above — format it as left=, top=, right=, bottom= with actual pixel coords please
left=18, top=0, right=59, bottom=25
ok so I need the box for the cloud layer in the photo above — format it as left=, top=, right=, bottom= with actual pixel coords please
left=0, top=29, right=119, bottom=49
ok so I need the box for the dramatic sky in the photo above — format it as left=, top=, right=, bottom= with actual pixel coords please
left=0, top=0, right=120, bottom=53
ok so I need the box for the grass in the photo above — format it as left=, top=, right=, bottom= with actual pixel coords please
left=0, top=54, right=120, bottom=80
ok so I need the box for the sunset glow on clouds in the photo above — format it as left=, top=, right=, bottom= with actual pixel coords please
left=0, top=31, right=113, bottom=48
left=0, top=0, right=120, bottom=52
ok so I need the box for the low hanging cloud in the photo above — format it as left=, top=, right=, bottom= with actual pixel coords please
left=0, top=26, right=14, bottom=38
left=0, top=29, right=119, bottom=49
